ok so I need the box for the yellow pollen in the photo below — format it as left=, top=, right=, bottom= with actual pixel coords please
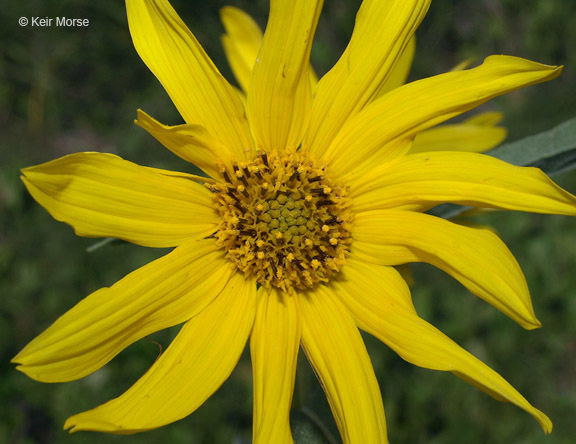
left=208, top=150, right=353, bottom=292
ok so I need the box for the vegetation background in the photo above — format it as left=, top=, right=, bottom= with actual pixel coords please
left=2, top=0, right=575, bottom=443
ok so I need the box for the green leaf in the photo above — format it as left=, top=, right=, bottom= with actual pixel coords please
left=489, top=116, right=576, bottom=174
left=430, top=117, right=576, bottom=219
left=291, top=408, right=338, bottom=444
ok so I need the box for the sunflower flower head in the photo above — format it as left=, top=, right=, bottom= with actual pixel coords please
left=13, top=0, right=576, bottom=442
left=208, top=149, right=353, bottom=292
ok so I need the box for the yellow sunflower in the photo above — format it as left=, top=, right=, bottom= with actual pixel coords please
left=13, top=0, right=576, bottom=442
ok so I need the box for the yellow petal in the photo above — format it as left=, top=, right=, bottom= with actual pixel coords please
left=410, top=121, right=507, bottom=154
left=126, top=0, right=252, bottom=159
left=220, top=6, right=264, bottom=94
left=450, top=57, right=475, bottom=72
left=220, top=6, right=319, bottom=96
left=325, top=56, right=562, bottom=181
left=12, top=240, right=233, bottom=382
left=21, top=152, right=218, bottom=248
left=353, top=210, right=540, bottom=329
left=251, top=287, right=300, bottom=444
left=465, top=110, right=505, bottom=126
left=300, top=286, right=387, bottom=443
left=372, top=36, right=416, bottom=99
left=247, top=0, right=323, bottom=152
left=341, top=255, right=415, bottom=312
left=351, top=151, right=576, bottom=214
left=333, top=260, right=552, bottom=433
left=136, top=110, right=232, bottom=179
left=64, top=273, right=257, bottom=433
left=304, top=0, right=431, bottom=158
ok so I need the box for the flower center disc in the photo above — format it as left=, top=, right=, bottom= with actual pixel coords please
left=208, top=151, right=353, bottom=293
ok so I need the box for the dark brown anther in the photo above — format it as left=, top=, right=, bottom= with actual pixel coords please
left=255, top=169, right=263, bottom=181
left=308, top=176, right=322, bottom=183
left=222, top=169, right=232, bottom=183
left=311, top=188, right=327, bottom=195
left=261, top=152, right=269, bottom=167
left=233, top=201, right=245, bottom=212
left=269, top=259, right=278, bottom=277
left=288, top=169, right=300, bottom=182
left=317, top=199, right=335, bottom=206
left=314, top=245, right=328, bottom=260
left=294, top=260, right=304, bottom=271
left=240, top=229, right=256, bottom=237
left=227, top=190, right=241, bottom=202
left=242, top=165, right=251, bottom=179
left=239, top=175, right=249, bottom=187
left=325, top=215, right=341, bottom=225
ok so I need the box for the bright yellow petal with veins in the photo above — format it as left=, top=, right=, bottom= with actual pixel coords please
left=251, top=287, right=300, bottom=444
left=136, top=110, right=233, bottom=179
left=301, top=286, right=387, bottom=444
left=333, top=260, right=552, bottom=433
left=247, top=0, right=323, bottom=152
left=21, top=152, right=218, bottom=248
left=304, top=0, right=430, bottom=158
left=373, top=36, right=416, bottom=99
left=340, top=255, right=416, bottom=312
left=220, top=6, right=319, bottom=96
left=126, top=0, right=252, bottom=159
left=353, top=210, right=540, bottom=329
left=12, top=240, right=233, bottom=382
left=326, top=56, right=562, bottom=181
left=220, top=6, right=264, bottom=94
left=64, top=273, right=257, bottom=434
left=410, top=121, right=506, bottom=154
left=351, top=151, right=576, bottom=214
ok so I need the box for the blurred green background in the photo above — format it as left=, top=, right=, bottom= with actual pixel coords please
left=2, top=0, right=576, bottom=443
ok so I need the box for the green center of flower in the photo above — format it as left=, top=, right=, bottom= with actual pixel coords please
left=207, top=151, right=353, bottom=292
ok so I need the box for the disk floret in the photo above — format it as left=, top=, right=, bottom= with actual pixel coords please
left=207, top=151, right=353, bottom=292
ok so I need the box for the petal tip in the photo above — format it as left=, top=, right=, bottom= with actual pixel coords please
left=537, top=410, right=553, bottom=434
